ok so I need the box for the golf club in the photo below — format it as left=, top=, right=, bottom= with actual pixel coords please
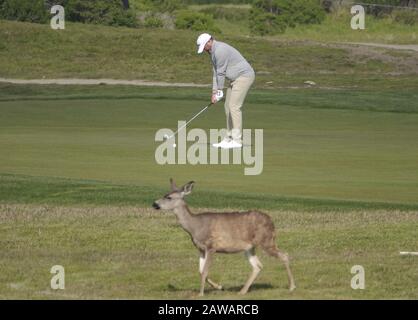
left=163, top=102, right=213, bottom=142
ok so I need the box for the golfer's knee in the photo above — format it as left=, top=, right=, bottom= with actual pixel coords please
left=229, top=102, right=243, bottom=112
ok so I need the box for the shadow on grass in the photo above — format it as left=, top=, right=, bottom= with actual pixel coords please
left=167, top=282, right=275, bottom=294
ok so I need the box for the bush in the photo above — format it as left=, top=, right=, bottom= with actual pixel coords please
left=175, top=10, right=220, bottom=33
left=138, top=0, right=186, bottom=13
left=249, top=9, right=286, bottom=35
left=249, top=0, right=326, bottom=35
left=321, top=0, right=334, bottom=13
left=360, top=0, right=413, bottom=17
left=184, top=0, right=252, bottom=4
left=156, top=0, right=186, bottom=12
left=392, top=9, right=418, bottom=25
left=65, top=0, right=137, bottom=27
left=144, top=14, right=164, bottom=28
left=0, top=0, right=49, bottom=23
left=0, top=0, right=138, bottom=27
left=199, top=6, right=250, bottom=22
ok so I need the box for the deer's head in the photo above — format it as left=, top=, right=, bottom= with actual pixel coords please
left=152, top=178, right=195, bottom=210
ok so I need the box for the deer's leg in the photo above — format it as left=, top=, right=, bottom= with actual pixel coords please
left=199, top=251, right=223, bottom=290
left=263, top=244, right=296, bottom=291
left=239, top=248, right=263, bottom=295
left=207, top=278, right=223, bottom=290
left=276, top=250, right=296, bottom=291
left=199, top=249, right=214, bottom=296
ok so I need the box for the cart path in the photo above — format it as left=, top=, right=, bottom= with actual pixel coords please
left=340, top=42, right=418, bottom=52
left=0, top=78, right=210, bottom=88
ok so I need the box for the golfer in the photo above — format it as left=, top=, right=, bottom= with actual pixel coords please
left=196, top=33, right=255, bottom=149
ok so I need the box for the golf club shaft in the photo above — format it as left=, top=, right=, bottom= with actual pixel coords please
left=168, top=103, right=212, bottom=139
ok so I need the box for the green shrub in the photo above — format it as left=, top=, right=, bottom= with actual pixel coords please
left=185, top=0, right=252, bottom=3
left=249, top=9, right=286, bottom=35
left=0, top=0, right=138, bottom=27
left=321, top=0, right=334, bottom=13
left=0, top=0, right=49, bottom=23
left=144, top=14, right=164, bottom=28
left=198, top=6, right=250, bottom=22
left=392, top=9, right=418, bottom=25
left=156, top=0, right=186, bottom=12
left=290, top=0, right=326, bottom=26
left=138, top=0, right=186, bottom=13
left=360, top=0, right=411, bottom=17
left=65, top=0, right=137, bottom=27
left=250, top=0, right=326, bottom=35
left=175, top=10, right=220, bottom=33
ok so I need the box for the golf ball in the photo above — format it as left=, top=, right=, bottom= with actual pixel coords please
left=173, top=143, right=177, bottom=148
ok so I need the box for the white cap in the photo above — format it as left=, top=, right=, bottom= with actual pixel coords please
left=196, top=33, right=212, bottom=54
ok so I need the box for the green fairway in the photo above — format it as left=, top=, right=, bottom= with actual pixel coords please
left=1, top=84, right=418, bottom=299
left=1, top=84, right=417, bottom=204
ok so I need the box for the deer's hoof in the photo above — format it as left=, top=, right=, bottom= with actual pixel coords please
left=289, top=285, right=296, bottom=292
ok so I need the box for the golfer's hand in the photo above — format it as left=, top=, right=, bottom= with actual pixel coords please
left=211, top=90, right=224, bottom=104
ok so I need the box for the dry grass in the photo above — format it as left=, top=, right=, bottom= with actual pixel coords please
left=1, top=204, right=417, bottom=299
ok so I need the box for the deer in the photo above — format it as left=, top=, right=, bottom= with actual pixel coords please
left=152, top=179, right=296, bottom=296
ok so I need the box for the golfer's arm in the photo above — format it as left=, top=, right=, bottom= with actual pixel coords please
left=212, top=65, right=217, bottom=93
left=215, top=55, right=228, bottom=90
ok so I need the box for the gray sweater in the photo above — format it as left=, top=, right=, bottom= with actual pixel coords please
left=210, top=40, right=255, bottom=91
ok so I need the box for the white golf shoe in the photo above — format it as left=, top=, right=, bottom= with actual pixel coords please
left=212, top=137, right=232, bottom=148
left=221, top=140, right=242, bottom=149
left=213, top=137, right=242, bottom=149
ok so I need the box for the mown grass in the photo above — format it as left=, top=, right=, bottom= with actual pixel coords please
left=1, top=84, right=417, bottom=204
left=2, top=83, right=418, bottom=113
left=1, top=20, right=418, bottom=89
left=1, top=203, right=417, bottom=299
left=2, top=173, right=418, bottom=212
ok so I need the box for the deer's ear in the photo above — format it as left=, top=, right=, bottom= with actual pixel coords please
left=182, top=181, right=195, bottom=196
left=170, top=178, right=179, bottom=191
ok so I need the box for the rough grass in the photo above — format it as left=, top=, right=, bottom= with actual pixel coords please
left=190, top=4, right=418, bottom=44
left=1, top=204, right=417, bottom=299
left=1, top=20, right=418, bottom=89
left=268, top=10, right=418, bottom=44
